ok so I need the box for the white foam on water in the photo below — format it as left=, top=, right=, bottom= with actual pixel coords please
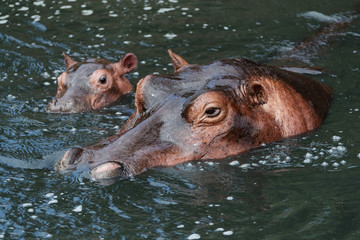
left=223, top=230, right=233, bottom=236
left=164, top=33, right=177, bottom=39
left=73, top=205, right=83, bottom=212
left=82, top=10, right=93, bottom=16
left=60, top=5, right=72, bottom=9
left=298, top=11, right=342, bottom=22
left=18, top=6, right=29, bottom=11
left=158, top=8, right=175, bottom=14
left=34, top=1, right=45, bottom=7
left=187, top=233, right=201, bottom=239
left=321, top=162, right=329, bottom=167
left=240, top=163, right=251, bottom=169
left=332, top=135, right=341, bottom=142
left=229, top=160, right=239, bottom=166
left=48, top=199, right=58, bottom=204
left=45, top=193, right=54, bottom=198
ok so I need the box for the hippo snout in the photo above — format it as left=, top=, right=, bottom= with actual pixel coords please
left=46, top=97, right=84, bottom=113
left=56, top=147, right=84, bottom=172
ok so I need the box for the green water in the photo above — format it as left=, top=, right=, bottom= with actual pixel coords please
left=0, top=0, right=360, bottom=239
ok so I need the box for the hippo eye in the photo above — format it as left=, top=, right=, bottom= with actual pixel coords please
left=205, top=107, right=221, bottom=117
left=99, top=75, right=107, bottom=84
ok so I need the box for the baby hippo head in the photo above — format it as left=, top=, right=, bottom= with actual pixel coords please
left=46, top=53, right=137, bottom=113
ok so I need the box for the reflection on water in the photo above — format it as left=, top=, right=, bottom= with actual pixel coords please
left=0, top=0, right=360, bottom=238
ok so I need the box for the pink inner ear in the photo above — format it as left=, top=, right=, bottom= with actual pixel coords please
left=120, top=53, right=138, bottom=74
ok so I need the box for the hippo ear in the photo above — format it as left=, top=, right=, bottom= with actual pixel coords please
left=114, top=53, right=138, bottom=75
left=62, top=53, right=77, bottom=71
left=248, top=82, right=268, bottom=106
left=168, top=49, right=189, bottom=72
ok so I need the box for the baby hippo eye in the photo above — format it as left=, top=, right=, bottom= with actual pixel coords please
left=99, top=75, right=107, bottom=84
left=205, top=107, right=221, bottom=117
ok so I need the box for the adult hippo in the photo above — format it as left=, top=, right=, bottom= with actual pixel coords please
left=56, top=50, right=333, bottom=181
left=46, top=53, right=137, bottom=113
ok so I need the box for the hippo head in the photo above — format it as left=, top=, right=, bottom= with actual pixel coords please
left=56, top=50, right=332, bottom=182
left=46, top=53, right=137, bottom=113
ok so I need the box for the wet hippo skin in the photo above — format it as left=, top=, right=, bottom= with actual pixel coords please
left=46, top=53, right=137, bottom=113
left=56, top=50, right=333, bottom=181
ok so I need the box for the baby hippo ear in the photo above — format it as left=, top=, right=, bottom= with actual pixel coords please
left=62, top=53, right=77, bottom=72
left=116, top=53, right=138, bottom=75
left=248, top=82, right=268, bottom=107
left=168, top=49, right=189, bottom=72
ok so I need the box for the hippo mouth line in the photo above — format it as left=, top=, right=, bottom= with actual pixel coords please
left=89, top=161, right=130, bottom=180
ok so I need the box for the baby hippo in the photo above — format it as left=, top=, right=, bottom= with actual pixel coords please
left=46, top=53, right=137, bottom=113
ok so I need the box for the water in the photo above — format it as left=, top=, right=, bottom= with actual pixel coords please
left=0, top=0, right=360, bottom=238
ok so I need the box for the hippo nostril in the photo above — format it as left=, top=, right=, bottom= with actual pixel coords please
left=56, top=147, right=84, bottom=171
left=89, top=162, right=129, bottom=180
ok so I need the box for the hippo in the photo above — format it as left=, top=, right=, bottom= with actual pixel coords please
left=56, top=50, right=333, bottom=181
left=46, top=53, right=137, bottom=113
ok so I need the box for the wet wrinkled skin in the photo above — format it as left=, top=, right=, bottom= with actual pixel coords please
left=56, top=50, right=333, bottom=182
left=46, top=53, right=137, bottom=113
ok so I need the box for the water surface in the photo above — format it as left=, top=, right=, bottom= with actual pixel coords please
left=0, top=0, right=360, bottom=239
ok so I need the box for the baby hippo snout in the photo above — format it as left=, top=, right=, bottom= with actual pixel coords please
left=46, top=97, right=83, bottom=113
left=56, top=147, right=84, bottom=172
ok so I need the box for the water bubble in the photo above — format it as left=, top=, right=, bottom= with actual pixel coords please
left=45, top=193, right=54, bottom=198
left=82, top=10, right=93, bottom=16
left=60, top=5, right=72, bottom=9
left=223, top=230, right=233, bottom=236
left=22, top=203, right=32, bottom=207
left=229, top=160, right=239, bottom=166
left=164, top=33, right=177, bottom=40
left=48, top=199, right=58, bottom=204
left=332, top=135, right=341, bottom=141
left=240, top=163, right=251, bottom=169
left=303, top=159, right=312, bottom=164
left=18, top=6, right=29, bottom=11
left=34, top=1, right=45, bottom=7
left=73, top=205, right=83, bottom=212
left=321, top=162, right=329, bottom=167
left=158, top=8, right=175, bottom=14
left=187, top=233, right=200, bottom=240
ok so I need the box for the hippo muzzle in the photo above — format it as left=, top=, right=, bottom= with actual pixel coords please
left=57, top=147, right=131, bottom=180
